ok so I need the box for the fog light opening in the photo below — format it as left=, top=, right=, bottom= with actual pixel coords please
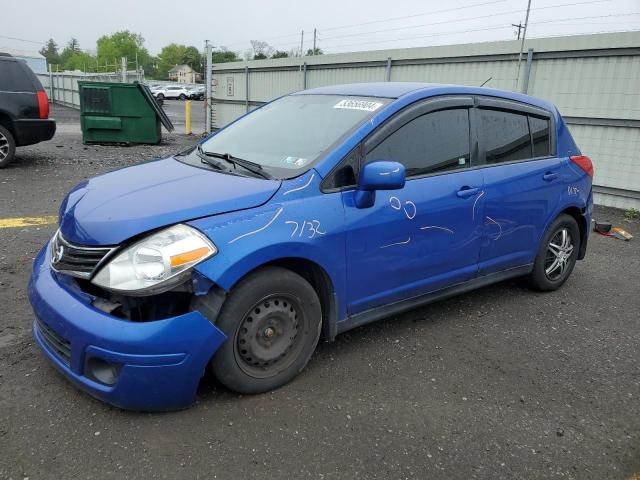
left=85, top=356, right=122, bottom=386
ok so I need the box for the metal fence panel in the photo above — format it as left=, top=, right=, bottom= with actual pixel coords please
left=37, top=71, right=145, bottom=109
left=211, top=31, right=640, bottom=208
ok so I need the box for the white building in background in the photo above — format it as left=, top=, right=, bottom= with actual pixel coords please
left=168, top=64, right=201, bottom=84
left=0, top=48, right=47, bottom=74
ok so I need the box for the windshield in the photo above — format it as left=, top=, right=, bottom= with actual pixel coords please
left=200, top=94, right=391, bottom=178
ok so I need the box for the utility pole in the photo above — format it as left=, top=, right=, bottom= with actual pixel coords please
left=300, top=30, right=304, bottom=57
left=205, top=40, right=213, bottom=134
left=313, top=28, right=317, bottom=55
left=512, top=22, right=524, bottom=40
left=514, top=0, right=532, bottom=90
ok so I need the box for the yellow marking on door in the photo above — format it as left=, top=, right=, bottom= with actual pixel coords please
left=0, top=216, right=58, bottom=228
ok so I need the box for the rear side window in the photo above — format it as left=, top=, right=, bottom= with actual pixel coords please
left=367, top=108, right=471, bottom=177
left=529, top=116, right=551, bottom=157
left=479, top=109, right=532, bottom=164
left=0, top=60, right=37, bottom=92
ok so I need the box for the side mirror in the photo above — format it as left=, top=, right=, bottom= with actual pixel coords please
left=354, top=160, right=405, bottom=209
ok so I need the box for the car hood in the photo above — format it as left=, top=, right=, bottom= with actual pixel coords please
left=58, top=157, right=281, bottom=246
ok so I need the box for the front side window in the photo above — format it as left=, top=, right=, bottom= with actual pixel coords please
left=366, top=108, right=471, bottom=177
left=200, top=94, right=391, bottom=179
left=479, top=109, right=532, bottom=164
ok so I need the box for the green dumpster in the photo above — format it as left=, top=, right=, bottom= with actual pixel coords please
left=78, top=81, right=174, bottom=144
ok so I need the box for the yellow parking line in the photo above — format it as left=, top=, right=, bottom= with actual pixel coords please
left=0, top=216, right=58, bottom=228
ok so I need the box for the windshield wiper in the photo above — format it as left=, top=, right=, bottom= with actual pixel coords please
left=196, top=145, right=229, bottom=171
left=199, top=149, right=272, bottom=179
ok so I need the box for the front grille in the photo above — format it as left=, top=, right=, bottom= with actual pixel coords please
left=35, top=317, right=71, bottom=366
left=50, top=231, right=115, bottom=279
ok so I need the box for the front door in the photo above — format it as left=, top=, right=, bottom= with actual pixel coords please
left=343, top=101, right=484, bottom=315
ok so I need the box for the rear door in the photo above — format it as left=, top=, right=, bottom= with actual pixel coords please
left=342, top=96, right=485, bottom=314
left=474, top=97, right=562, bottom=274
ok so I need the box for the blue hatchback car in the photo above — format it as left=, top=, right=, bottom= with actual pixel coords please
left=29, top=83, right=593, bottom=410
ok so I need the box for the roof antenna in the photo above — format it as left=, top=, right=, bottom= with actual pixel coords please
left=479, top=77, right=492, bottom=87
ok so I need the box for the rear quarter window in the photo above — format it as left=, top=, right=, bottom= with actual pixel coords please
left=529, top=116, right=551, bottom=157
left=0, top=60, right=38, bottom=92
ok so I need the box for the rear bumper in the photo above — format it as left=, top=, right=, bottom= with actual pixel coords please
left=14, top=118, right=56, bottom=146
left=28, top=241, right=226, bottom=411
left=578, top=188, right=593, bottom=260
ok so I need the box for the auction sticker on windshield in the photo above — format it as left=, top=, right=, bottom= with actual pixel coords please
left=333, top=99, right=384, bottom=112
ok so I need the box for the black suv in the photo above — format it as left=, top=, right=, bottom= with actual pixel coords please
left=0, top=54, right=56, bottom=167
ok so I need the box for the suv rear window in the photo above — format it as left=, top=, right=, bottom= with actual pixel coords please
left=0, top=59, right=37, bottom=92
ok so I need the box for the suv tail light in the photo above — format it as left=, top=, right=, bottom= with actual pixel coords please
left=570, top=155, right=593, bottom=177
left=37, top=90, right=49, bottom=119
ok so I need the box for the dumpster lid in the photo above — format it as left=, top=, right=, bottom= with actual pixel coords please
left=136, top=82, right=174, bottom=132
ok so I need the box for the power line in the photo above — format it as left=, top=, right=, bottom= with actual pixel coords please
left=315, top=12, right=640, bottom=51
left=321, top=0, right=507, bottom=32
left=222, top=0, right=507, bottom=48
left=319, top=0, right=612, bottom=42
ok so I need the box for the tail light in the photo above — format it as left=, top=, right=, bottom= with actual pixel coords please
left=36, top=90, right=49, bottom=119
left=570, top=155, right=593, bottom=177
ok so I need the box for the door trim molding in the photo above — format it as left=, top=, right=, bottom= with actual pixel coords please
left=336, top=264, right=533, bottom=335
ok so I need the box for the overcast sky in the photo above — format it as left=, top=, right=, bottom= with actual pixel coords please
left=2, top=0, right=638, bottom=56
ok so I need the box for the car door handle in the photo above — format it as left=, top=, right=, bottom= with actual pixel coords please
left=543, top=172, right=560, bottom=181
left=457, top=187, right=480, bottom=198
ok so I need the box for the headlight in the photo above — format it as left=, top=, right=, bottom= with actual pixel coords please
left=92, top=224, right=216, bottom=295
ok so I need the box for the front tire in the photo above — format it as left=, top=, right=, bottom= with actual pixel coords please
left=211, top=267, right=322, bottom=394
left=529, top=214, right=580, bottom=291
left=179, top=94, right=186, bottom=100
left=156, top=93, right=164, bottom=100
left=0, top=124, right=16, bottom=168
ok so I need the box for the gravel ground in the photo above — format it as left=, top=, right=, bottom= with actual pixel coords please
left=0, top=105, right=639, bottom=479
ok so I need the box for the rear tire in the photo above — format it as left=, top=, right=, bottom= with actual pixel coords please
left=529, top=214, right=580, bottom=291
left=179, top=94, right=186, bottom=100
left=156, top=93, right=164, bottom=100
left=0, top=124, right=16, bottom=168
left=211, top=267, right=322, bottom=394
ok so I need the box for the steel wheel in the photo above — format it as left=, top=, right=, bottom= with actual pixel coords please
left=234, top=294, right=304, bottom=379
left=0, top=130, right=9, bottom=162
left=544, top=227, right=574, bottom=281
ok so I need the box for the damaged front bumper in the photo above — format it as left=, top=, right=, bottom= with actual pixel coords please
left=28, top=241, right=226, bottom=411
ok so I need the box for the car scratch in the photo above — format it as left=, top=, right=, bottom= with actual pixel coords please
left=420, top=225, right=454, bottom=234
left=380, top=237, right=411, bottom=248
left=472, top=190, right=485, bottom=220
left=485, top=215, right=502, bottom=240
left=283, top=173, right=315, bottom=195
left=403, top=201, right=416, bottom=220
left=228, top=208, right=284, bottom=244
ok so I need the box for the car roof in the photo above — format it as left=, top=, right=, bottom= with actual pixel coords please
left=294, top=82, right=556, bottom=113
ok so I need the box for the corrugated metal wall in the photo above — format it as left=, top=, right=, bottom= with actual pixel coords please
left=211, top=32, right=640, bottom=209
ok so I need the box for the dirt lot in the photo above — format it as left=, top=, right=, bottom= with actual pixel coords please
left=0, top=105, right=639, bottom=479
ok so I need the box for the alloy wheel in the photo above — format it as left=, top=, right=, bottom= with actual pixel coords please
left=544, top=227, right=574, bottom=280
left=0, top=131, right=8, bottom=162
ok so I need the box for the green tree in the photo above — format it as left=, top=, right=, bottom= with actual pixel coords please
left=39, top=39, right=61, bottom=66
left=157, top=43, right=207, bottom=78
left=212, top=48, right=239, bottom=63
left=271, top=50, right=289, bottom=59
left=60, top=38, right=93, bottom=71
left=306, top=47, right=323, bottom=56
left=157, top=43, right=188, bottom=79
left=96, top=30, right=151, bottom=72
